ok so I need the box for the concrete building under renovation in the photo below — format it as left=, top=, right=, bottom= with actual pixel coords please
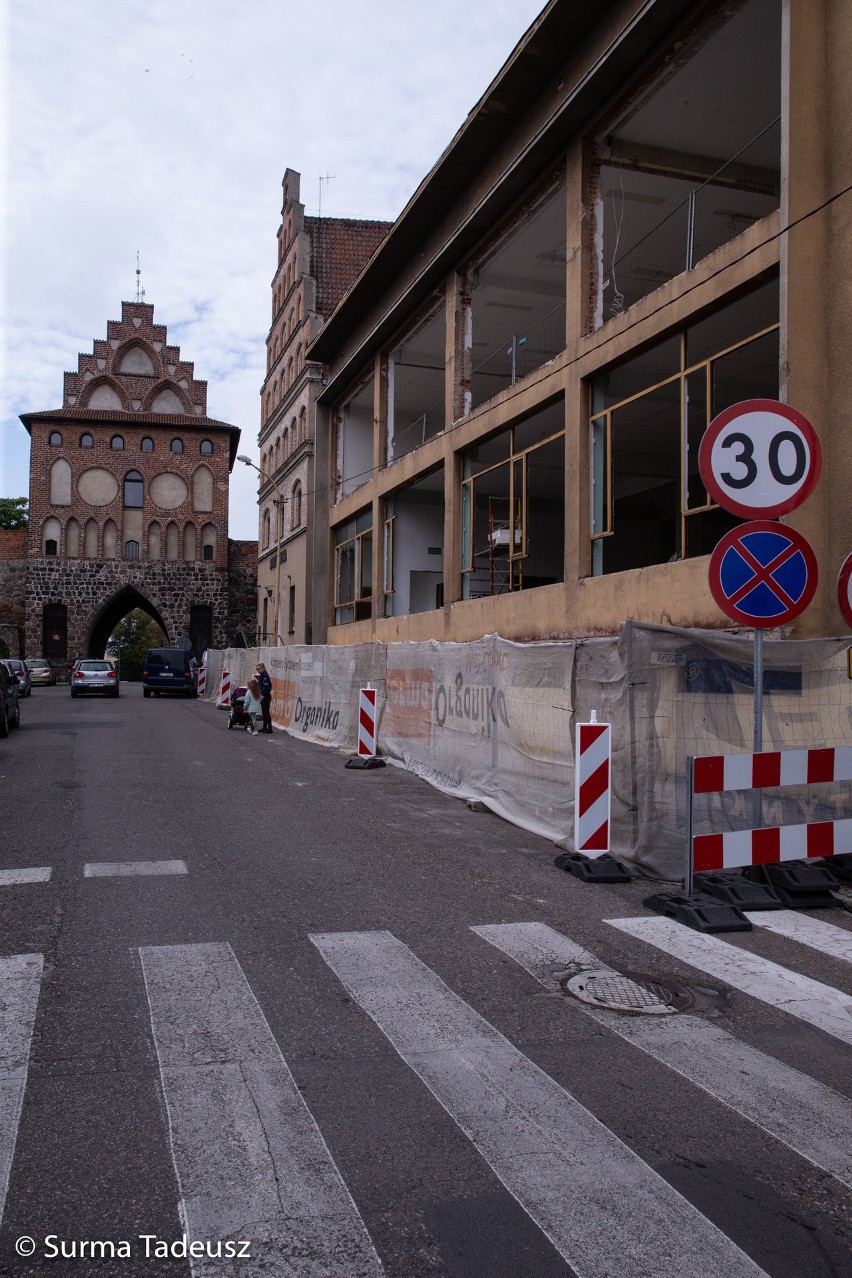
left=306, top=0, right=852, bottom=648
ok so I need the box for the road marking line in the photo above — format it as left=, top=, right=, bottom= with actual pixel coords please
left=606, top=916, right=852, bottom=1047
left=473, top=922, right=852, bottom=1189
left=0, top=868, right=52, bottom=886
left=84, top=860, right=187, bottom=878
left=311, top=929, right=767, bottom=1278
left=744, top=910, right=852, bottom=963
left=139, top=942, right=383, bottom=1277
left=0, top=954, right=44, bottom=1218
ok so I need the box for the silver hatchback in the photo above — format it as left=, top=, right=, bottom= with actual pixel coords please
left=70, top=660, right=120, bottom=698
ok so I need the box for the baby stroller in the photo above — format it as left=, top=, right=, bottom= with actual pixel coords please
left=227, top=687, right=251, bottom=730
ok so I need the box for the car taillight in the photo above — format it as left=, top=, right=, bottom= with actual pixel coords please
left=74, top=671, right=84, bottom=679
left=142, top=668, right=149, bottom=677
left=108, top=671, right=117, bottom=679
left=184, top=671, right=191, bottom=679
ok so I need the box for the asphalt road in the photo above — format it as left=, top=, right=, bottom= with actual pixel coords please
left=0, top=685, right=851, bottom=1277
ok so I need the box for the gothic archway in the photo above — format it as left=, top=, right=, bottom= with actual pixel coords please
left=86, top=586, right=170, bottom=658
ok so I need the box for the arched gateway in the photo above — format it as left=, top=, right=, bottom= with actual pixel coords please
left=12, top=301, right=257, bottom=665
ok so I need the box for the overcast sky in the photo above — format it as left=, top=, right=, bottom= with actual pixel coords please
left=0, top=0, right=547, bottom=538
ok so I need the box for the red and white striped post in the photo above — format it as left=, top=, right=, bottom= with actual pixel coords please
left=574, top=712, right=611, bottom=856
left=217, top=668, right=231, bottom=709
left=358, top=686, right=377, bottom=758
left=197, top=661, right=207, bottom=699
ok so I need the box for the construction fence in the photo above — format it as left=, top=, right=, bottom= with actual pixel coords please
left=204, top=624, right=852, bottom=880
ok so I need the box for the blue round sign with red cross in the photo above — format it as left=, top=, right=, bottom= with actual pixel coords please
left=708, top=520, right=819, bottom=627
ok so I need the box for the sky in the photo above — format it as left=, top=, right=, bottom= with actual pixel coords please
left=0, top=0, right=547, bottom=539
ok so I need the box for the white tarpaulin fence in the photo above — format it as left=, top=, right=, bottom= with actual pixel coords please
left=204, top=625, right=852, bottom=879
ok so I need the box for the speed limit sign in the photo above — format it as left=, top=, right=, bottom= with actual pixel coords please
left=698, top=399, right=822, bottom=518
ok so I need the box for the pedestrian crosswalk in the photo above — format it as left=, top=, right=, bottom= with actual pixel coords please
left=3, top=911, right=851, bottom=1275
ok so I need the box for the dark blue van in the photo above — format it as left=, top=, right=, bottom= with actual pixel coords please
left=142, top=648, right=198, bottom=698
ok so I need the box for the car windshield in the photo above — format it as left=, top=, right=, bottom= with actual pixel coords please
left=148, top=652, right=185, bottom=670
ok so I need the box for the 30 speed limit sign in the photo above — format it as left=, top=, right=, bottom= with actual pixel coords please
left=698, top=399, right=822, bottom=518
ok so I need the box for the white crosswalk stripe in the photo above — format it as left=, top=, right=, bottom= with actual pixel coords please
left=0, top=953, right=43, bottom=1220
left=607, top=915, right=852, bottom=1046
left=743, top=909, right=852, bottom=963
left=473, top=921, right=852, bottom=1190
left=139, top=942, right=384, bottom=1278
left=311, top=928, right=768, bottom=1278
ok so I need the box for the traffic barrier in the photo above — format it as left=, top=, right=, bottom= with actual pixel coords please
left=648, top=744, right=846, bottom=931
left=691, top=745, right=852, bottom=872
left=344, top=686, right=386, bottom=770
left=358, top=687, right=377, bottom=758
left=197, top=662, right=207, bottom=699
left=217, top=668, right=231, bottom=709
left=574, top=716, right=611, bottom=854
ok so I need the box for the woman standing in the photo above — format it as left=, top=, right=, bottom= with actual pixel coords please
left=256, top=662, right=273, bottom=733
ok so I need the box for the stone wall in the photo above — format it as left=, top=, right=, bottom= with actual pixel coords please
left=227, top=539, right=260, bottom=646
left=24, top=558, right=232, bottom=659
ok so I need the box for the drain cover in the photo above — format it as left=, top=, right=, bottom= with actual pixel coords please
left=565, top=969, right=678, bottom=1014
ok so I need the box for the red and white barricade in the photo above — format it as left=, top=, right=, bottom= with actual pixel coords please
left=358, top=687, right=377, bottom=758
left=574, top=716, right=611, bottom=855
left=197, top=662, right=207, bottom=699
left=217, top=668, right=231, bottom=709
left=688, top=744, right=852, bottom=884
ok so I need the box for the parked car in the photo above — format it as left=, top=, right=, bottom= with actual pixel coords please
left=25, top=657, right=56, bottom=687
left=142, top=648, right=198, bottom=698
left=70, top=660, right=120, bottom=698
left=0, top=662, right=21, bottom=736
left=2, top=658, right=31, bottom=697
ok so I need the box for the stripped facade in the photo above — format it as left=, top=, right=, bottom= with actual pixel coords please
left=309, top=0, right=851, bottom=645
left=255, top=170, right=390, bottom=645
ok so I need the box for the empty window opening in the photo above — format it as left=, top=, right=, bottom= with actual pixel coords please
left=384, top=467, right=445, bottom=619
left=468, top=179, right=567, bottom=413
left=591, top=0, right=781, bottom=327
left=590, top=277, right=779, bottom=575
left=386, top=298, right=446, bottom=463
left=334, top=509, right=373, bottom=625
left=461, top=398, right=565, bottom=599
left=333, top=375, right=373, bottom=500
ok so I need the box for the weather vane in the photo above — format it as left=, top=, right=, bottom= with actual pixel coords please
left=135, top=251, right=146, bottom=302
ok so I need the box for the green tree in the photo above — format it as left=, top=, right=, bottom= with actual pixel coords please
left=0, top=497, right=28, bottom=529
left=107, top=610, right=167, bottom=682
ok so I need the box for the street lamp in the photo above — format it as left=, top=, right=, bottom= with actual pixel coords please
left=237, top=454, right=286, bottom=645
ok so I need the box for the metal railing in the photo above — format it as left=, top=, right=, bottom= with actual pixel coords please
left=471, top=301, right=567, bottom=409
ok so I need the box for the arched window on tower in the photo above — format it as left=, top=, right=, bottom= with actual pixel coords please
left=124, top=470, right=144, bottom=507
left=291, top=481, right=302, bottom=530
left=124, top=540, right=140, bottom=560
left=42, top=518, right=61, bottom=556
left=49, top=431, right=62, bottom=446
left=262, top=509, right=271, bottom=549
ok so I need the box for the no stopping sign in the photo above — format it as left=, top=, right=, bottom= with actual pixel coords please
left=699, top=399, right=822, bottom=518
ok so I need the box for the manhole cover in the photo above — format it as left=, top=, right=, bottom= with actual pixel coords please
left=565, top=970, right=681, bottom=1015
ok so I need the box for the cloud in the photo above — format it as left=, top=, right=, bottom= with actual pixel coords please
left=1, top=0, right=545, bottom=537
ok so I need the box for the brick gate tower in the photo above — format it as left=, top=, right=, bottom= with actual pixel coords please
left=18, top=300, right=255, bottom=665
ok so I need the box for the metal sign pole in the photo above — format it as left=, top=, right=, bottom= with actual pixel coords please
left=753, top=629, right=764, bottom=832
left=685, top=755, right=695, bottom=899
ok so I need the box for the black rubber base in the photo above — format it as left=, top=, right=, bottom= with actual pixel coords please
left=695, top=870, right=782, bottom=910
left=345, top=756, right=387, bottom=770
left=761, top=860, right=840, bottom=909
left=643, top=891, right=752, bottom=933
left=554, top=852, right=632, bottom=883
